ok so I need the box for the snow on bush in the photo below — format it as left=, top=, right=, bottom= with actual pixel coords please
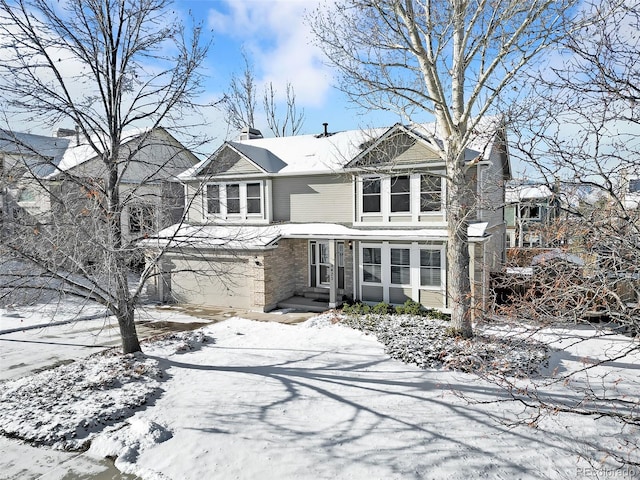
left=0, top=330, right=212, bottom=451
left=89, top=418, right=173, bottom=479
left=340, top=313, right=549, bottom=377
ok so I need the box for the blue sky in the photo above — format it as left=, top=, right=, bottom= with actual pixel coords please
left=175, top=0, right=403, bottom=142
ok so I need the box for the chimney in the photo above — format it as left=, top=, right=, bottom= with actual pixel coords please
left=55, top=128, right=76, bottom=138
left=239, top=127, right=263, bottom=141
left=56, top=126, right=81, bottom=146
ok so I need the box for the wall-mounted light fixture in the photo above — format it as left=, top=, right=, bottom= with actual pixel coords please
left=348, top=240, right=353, bottom=250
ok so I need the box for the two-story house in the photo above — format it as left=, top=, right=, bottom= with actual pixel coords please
left=0, top=127, right=198, bottom=243
left=149, top=123, right=510, bottom=314
left=505, top=182, right=558, bottom=248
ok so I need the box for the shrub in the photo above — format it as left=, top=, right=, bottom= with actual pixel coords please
left=372, top=302, right=392, bottom=315
left=341, top=302, right=371, bottom=315
left=394, top=299, right=424, bottom=316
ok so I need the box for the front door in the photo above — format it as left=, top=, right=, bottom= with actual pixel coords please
left=310, top=241, right=331, bottom=288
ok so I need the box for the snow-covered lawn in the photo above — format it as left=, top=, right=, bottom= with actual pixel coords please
left=0, top=308, right=639, bottom=479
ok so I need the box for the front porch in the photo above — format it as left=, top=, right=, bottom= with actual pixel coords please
left=276, top=295, right=331, bottom=313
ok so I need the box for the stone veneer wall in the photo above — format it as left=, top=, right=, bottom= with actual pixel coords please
left=260, top=238, right=308, bottom=310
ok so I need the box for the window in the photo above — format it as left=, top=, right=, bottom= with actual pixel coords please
left=362, top=247, right=382, bottom=283
left=390, top=248, right=410, bottom=285
left=390, top=175, right=410, bottom=212
left=420, top=249, right=441, bottom=287
left=246, top=183, right=261, bottom=214
left=207, top=184, right=220, bottom=214
left=519, top=204, right=541, bottom=220
left=129, top=205, right=154, bottom=234
left=337, top=242, right=345, bottom=289
left=420, top=174, right=441, bottom=212
left=207, top=182, right=264, bottom=218
left=629, top=178, right=640, bottom=193
left=18, top=188, right=36, bottom=203
left=226, top=184, right=240, bottom=214
left=358, top=172, right=445, bottom=221
left=362, top=178, right=381, bottom=213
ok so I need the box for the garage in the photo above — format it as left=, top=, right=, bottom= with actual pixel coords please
left=166, top=255, right=253, bottom=309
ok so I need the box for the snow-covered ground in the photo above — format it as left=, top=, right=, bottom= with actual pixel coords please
left=0, top=304, right=639, bottom=479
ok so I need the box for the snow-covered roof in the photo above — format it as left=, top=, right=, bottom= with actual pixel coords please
left=1, top=127, right=168, bottom=179
left=0, top=130, right=70, bottom=172
left=532, top=250, right=585, bottom=267
left=505, top=184, right=553, bottom=203
left=186, top=118, right=506, bottom=179
left=227, top=141, right=287, bottom=173
left=147, top=222, right=490, bottom=250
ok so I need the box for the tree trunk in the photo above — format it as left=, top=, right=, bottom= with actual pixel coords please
left=447, top=148, right=473, bottom=338
left=118, top=304, right=141, bottom=354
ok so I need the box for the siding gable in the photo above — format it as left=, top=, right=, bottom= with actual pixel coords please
left=199, top=145, right=264, bottom=177
left=352, top=131, right=441, bottom=169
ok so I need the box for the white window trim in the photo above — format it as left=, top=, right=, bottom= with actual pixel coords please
left=418, top=244, right=446, bottom=293
left=356, top=173, right=445, bottom=225
left=359, top=242, right=446, bottom=304
left=205, top=181, right=266, bottom=222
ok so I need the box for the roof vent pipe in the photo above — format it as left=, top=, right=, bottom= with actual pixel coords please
left=323, top=122, right=328, bottom=137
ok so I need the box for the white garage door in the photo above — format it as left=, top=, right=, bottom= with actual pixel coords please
left=168, top=256, right=253, bottom=309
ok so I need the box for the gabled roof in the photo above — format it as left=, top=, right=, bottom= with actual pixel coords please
left=1, top=127, right=195, bottom=180
left=227, top=141, right=287, bottom=173
left=183, top=127, right=388, bottom=179
left=184, top=118, right=508, bottom=180
left=0, top=130, right=70, bottom=174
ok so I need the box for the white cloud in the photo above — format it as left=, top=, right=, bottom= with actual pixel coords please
left=208, top=0, right=335, bottom=109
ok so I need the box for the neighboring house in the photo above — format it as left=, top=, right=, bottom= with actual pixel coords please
left=505, top=182, right=558, bottom=248
left=0, top=127, right=198, bottom=242
left=149, top=122, right=510, bottom=314
left=622, top=172, right=640, bottom=210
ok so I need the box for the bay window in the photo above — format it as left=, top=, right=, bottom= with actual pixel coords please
left=358, top=172, right=443, bottom=222
left=206, top=181, right=264, bottom=219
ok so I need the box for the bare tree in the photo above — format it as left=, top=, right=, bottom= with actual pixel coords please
left=488, top=0, right=640, bottom=467
left=222, top=52, right=258, bottom=132
left=0, top=0, right=207, bottom=354
left=310, top=0, right=578, bottom=336
left=263, top=81, right=305, bottom=137
left=222, top=52, right=305, bottom=137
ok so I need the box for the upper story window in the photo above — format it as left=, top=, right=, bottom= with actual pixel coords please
left=519, top=204, right=541, bottom=220
left=390, top=176, right=410, bottom=212
left=207, top=185, right=220, bottom=214
left=226, top=184, right=241, bottom=214
left=362, top=177, right=381, bottom=213
left=206, top=181, right=264, bottom=220
left=420, top=174, right=442, bottom=212
left=629, top=178, right=640, bottom=193
left=358, top=173, right=444, bottom=223
left=246, top=183, right=262, bottom=214
left=129, top=204, right=154, bottom=234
